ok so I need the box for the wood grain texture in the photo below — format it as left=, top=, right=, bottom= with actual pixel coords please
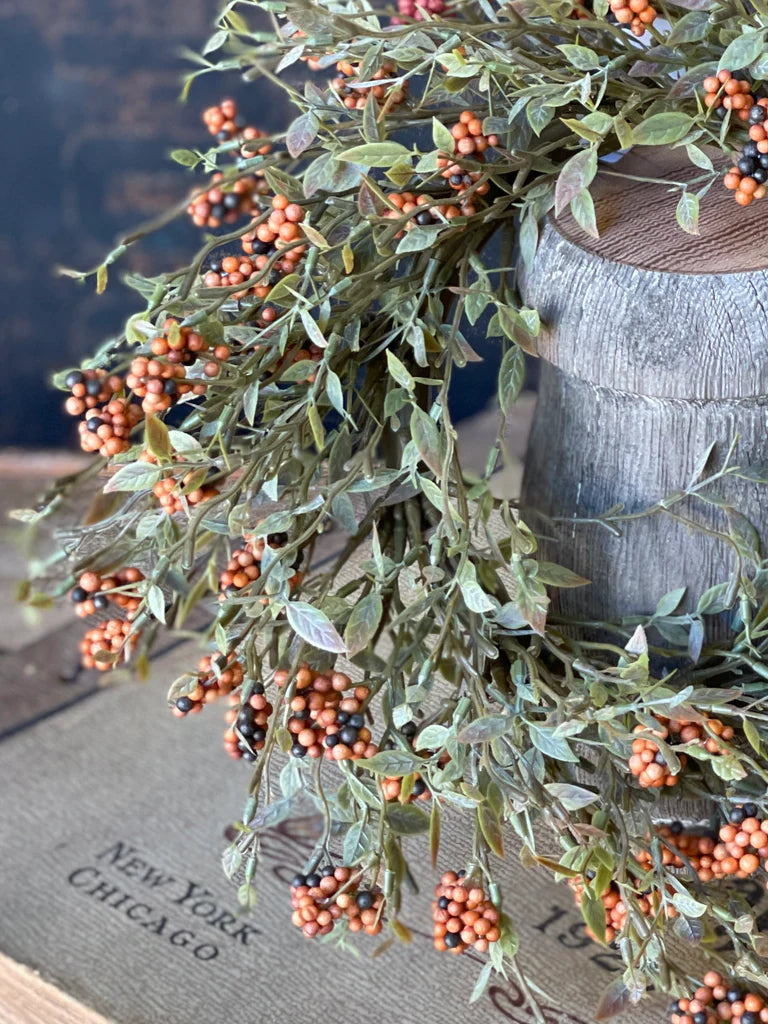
left=520, top=151, right=768, bottom=627
left=523, top=149, right=768, bottom=400
left=0, top=954, right=110, bottom=1024
left=555, top=146, right=768, bottom=274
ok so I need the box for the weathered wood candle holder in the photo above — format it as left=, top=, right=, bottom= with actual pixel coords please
left=520, top=147, right=768, bottom=638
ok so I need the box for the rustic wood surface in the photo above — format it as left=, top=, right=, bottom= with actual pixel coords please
left=554, top=146, right=768, bottom=274
left=519, top=148, right=768, bottom=627
left=0, top=954, right=110, bottom=1024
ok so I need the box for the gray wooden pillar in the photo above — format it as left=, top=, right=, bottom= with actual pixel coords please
left=519, top=148, right=768, bottom=633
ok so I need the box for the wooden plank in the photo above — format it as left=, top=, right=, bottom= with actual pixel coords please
left=0, top=953, right=109, bottom=1024
left=553, top=146, right=766, bottom=275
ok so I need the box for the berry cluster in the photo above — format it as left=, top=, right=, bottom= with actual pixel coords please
left=202, top=99, right=272, bottom=158
left=63, top=369, right=125, bottom=418
left=437, top=112, right=498, bottom=196
left=723, top=103, right=768, bottom=206
left=628, top=715, right=733, bottom=789
left=634, top=821, right=718, bottom=881
left=150, top=317, right=230, bottom=373
left=670, top=972, right=768, bottom=1024
left=569, top=875, right=670, bottom=945
left=608, top=0, right=656, bottom=37
left=331, top=61, right=407, bottom=110
left=187, top=173, right=264, bottom=230
left=382, top=192, right=476, bottom=239
left=202, top=254, right=264, bottom=299
left=79, top=618, right=136, bottom=670
left=275, top=664, right=378, bottom=761
left=240, top=193, right=307, bottom=281
left=218, top=534, right=302, bottom=601
left=290, top=866, right=384, bottom=939
left=126, top=356, right=207, bottom=415
left=391, top=0, right=446, bottom=22
left=171, top=656, right=245, bottom=716
left=432, top=871, right=501, bottom=953
left=152, top=473, right=220, bottom=515
left=77, top=397, right=144, bottom=457
left=707, top=804, right=768, bottom=881
left=381, top=773, right=430, bottom=802
left=703, top=71, right=756, bottom=123
left=223, top=684, right=273, bottom=760
left=71, top=567, right=145, bottom=618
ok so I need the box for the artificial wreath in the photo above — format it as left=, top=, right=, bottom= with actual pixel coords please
left=17, top=0, right=768, bottom=1017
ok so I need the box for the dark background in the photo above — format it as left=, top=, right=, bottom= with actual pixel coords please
left=0, top=0, right=501, bottom=449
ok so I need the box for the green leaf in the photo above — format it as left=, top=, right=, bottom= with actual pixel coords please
left=337, top=142, right=412, bottom=167
left=429, top=800, right=441, bottom=868
left=718, top=30, right=767, bottom=72
left=595, top=977, right=630, bottom=1020
left=344, top=592, right=383, bottom=656
left=544, top=782, right=597, bottom=810
left=96, top=263, right=108, bottom=295
left=146, top=584, right=166, bottom=623
left=671, top=892, right=708, bottom=918
left=557, top=44, right=600, bottom=70
left=686, top=144, right=714, bottom=173
left=145, top=415, right=171, bottom=459
left=431, top=116, right=455, bottom=153
left=385, top=803, right=430, bottom=834
left=535, top=562, right=590, bottom=588
left=513, top=213, right=537, bottom=277
left=697, top=581, right=734, bottom=615
left=555, top=147, right=597, bottom=217
left=457, top=560, right=495, bottom=614
left=743, top=717, right=763, bottom=755
left=285, top=601, right=346, bottom=653
left=581, top=887, right=608, bottom=945
left=530, top=726, right=579, bottom=762
left=410, top=407, right=442, bottom=477
left=676, top=191, right=699, bottom=236
left=386, top=350, right=414, bottom=391
left=457, top=715, right=510, bottom=744
left=632, top=113, right=693, bottom=146
left=498, top=346, right=525, bottom=416
left=469, top=962, right=493, bottom=1004
left=570, top=188, right=598, bottom=239
left=356, top=749, right=422, bottom=775
left=653, top=587, right=686, bottom=618
left=243, top=381, right=259, bottom=425
left=300, top=309, right=327, bottom=349
left=170, top=148, right=199, bottom=167
left=478, top=805, right=504, bottom=857
left=666, top=10, right=710, bottom=45
left=416, top=724, right=450, bottom=750
left=103, top=462, right=161, bottom=493
left=396, top=225, right=443, bottom=254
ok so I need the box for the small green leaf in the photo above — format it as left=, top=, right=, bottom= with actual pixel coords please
left=386, top=350, right=414, bottom=391
left=344, top=592, right=383, bottom=656
left=431, top=116, right=455, bottom=153
left=337, top=142, right=412, bottom=167
left=356, top=750, right=422, bottom=775
left=544, top=782, right=597, bottom=810
left=170, top=148, right=199, bottom=167
left=410, top=407, right=442, bottom=477
left=555, top=147, right=598, bottom=217
left=457, top=715, right=510, bottom=744
left=718, top=30, right=767, bottom=72
left=286, top=601, right=346, bottom=653
left=498, top=346, right=525, bottom=416
left=676, top=192, right=699, bottom=236
left=145, top=415, right=171, bottom=459
left=632, top=112, right=693, bottom=146
left=557, top=44, right=600, bottom=70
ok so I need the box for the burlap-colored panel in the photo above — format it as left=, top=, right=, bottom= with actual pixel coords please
left=0, top=639, right=671, bottom=1024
